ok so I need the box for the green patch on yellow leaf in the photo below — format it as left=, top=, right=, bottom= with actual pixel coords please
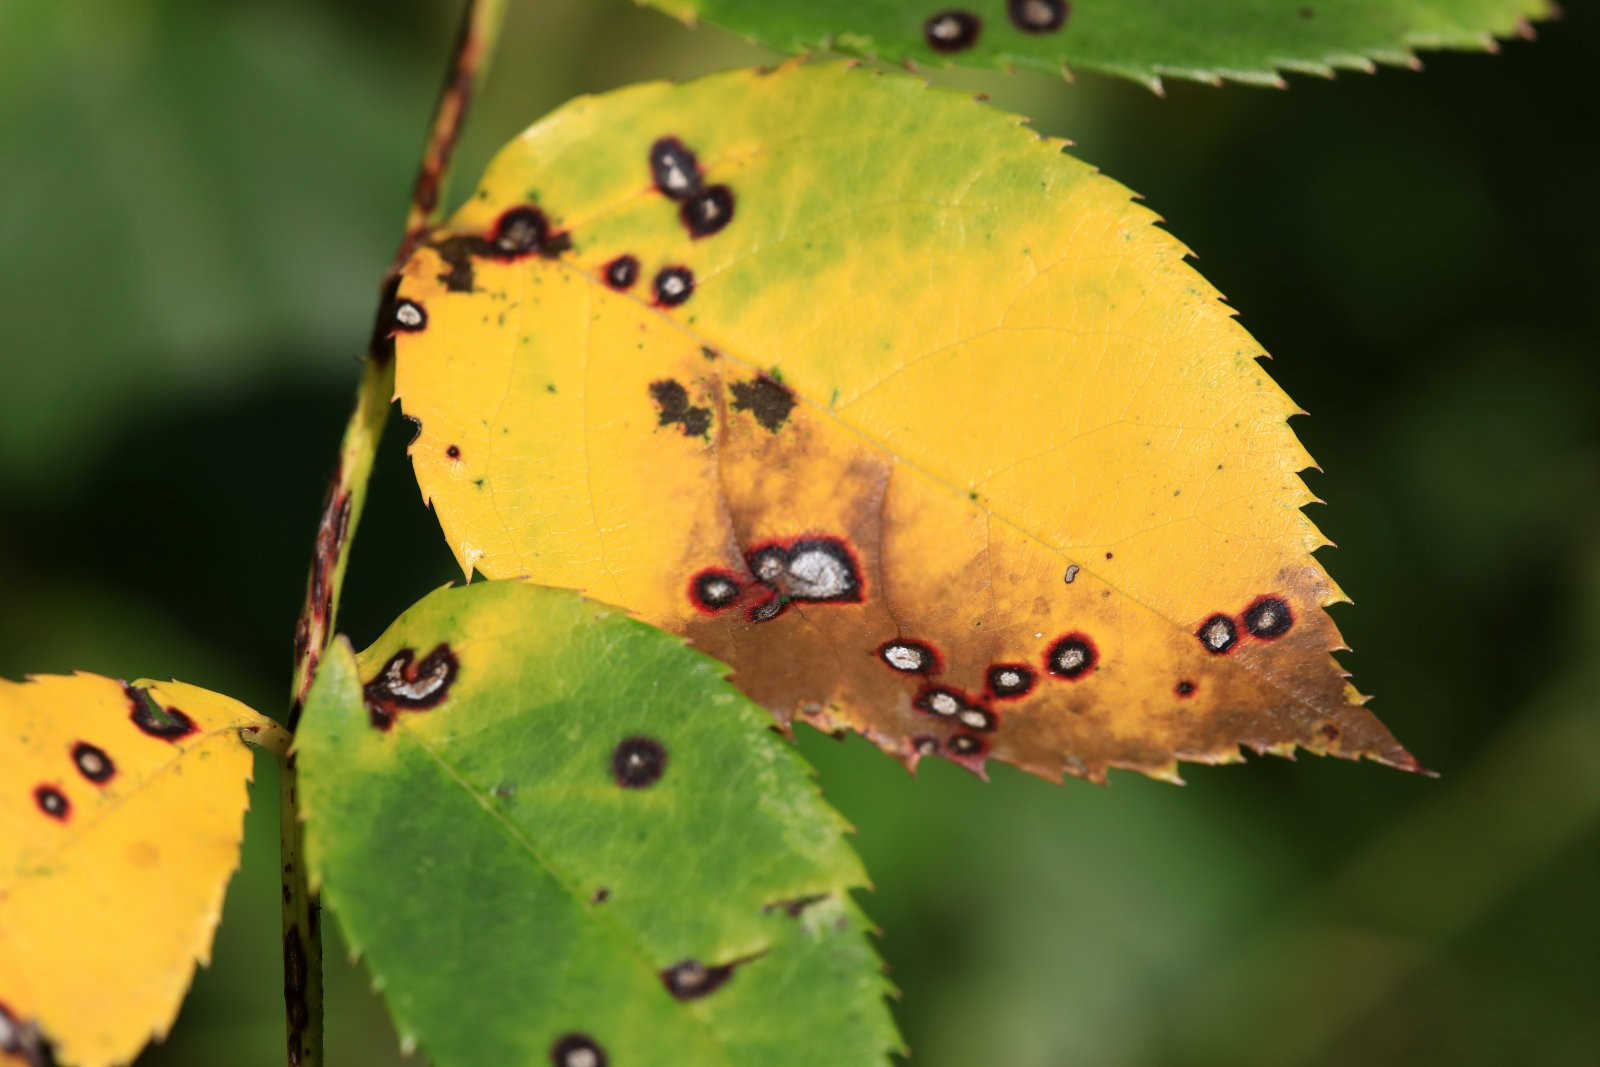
left=296, top=581, right=899, bottom=1067
left=0, top=673, right=279, bottom=1067
left=639, top=0, right=1552, bottom=89
left=392, top=62, right=1419, bottom=785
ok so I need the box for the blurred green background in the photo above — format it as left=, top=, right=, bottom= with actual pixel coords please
left=2, top=1, right=1596, bottom=1064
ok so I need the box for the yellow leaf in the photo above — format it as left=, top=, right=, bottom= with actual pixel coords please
left=0, top=673, right=281, bottom=1067
left=392, top=63, right=1419, bottom=786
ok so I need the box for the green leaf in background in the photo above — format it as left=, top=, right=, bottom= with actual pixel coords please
left=643, top=0, right=1552, bottom=89
left=297, top=581, right=899, bottom=1066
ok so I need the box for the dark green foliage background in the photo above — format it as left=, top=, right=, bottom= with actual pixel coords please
left=1, top=1, right=1595, bottom=1064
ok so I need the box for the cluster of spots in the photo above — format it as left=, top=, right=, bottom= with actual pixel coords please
left=924, top=0, right=1067, bottom=52
left=611, top=736, right=667, bottom=788
left=362, top=644, right=459, bottom=730
left=550, top=1033, right=606, bottom=1067
left=659, top=957, right=741, bottom=1001
left=1195, top=595, right=1294, bottom=655
left=127, top=683, right=197, bottom=740
left=914, top=685, right=997, bottom=733
left=729, top=374, right=796, bottom=433
left=877, top=639, right=940, bottom=675
left=744, top=537, right=864, bottom=623
left=649, top=137, right=735, bottom=239
left=648, top=379, right=712, bottom=438
left=1045, top=633, right=1097, bottom=680
left=430, top=205, right=572, bottom=292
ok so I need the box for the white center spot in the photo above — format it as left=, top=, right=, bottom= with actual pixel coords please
left=929, top=15, right=961, bottom=40
left=394, top=303, right=423, bottom=328
left=384, top=657, right=449, bottom=702
left=996, top=669, right=1022, bottom=689
left=883, top=644, right=925, bottom=672
left=662, top=162, right=692, bottom=195
left=1055, top=647, right=1086, bottom=672
left=958, top=708, right=990, bottom=730
left=1203, top=619, right=1232, bottom=650
left=927, top=692, right=960, bottom=717
left=564, top=1049, right=599, bottom=1067
left=786, top=548, right=853, bottom=600
left=1255, top=608, right=1278, bottom=630
left=76, top=750, right=106, bottom=776
left=704, top=578, right=736, bottom=602
left=661, top=274, right=686, bottom=297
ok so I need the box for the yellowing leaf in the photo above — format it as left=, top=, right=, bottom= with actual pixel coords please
left=0, top=673, right=281, bottom=1067
left=392, top=63, right=1419, bottom=786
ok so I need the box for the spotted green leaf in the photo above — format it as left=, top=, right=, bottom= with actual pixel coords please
left=297, top=582, right=899, bottom=1067
left=644, top=0, right=1551, bottom=89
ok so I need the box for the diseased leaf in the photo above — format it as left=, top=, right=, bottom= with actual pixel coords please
left=0, top=673, right=280, bottom=1067
left=297, top=581, right=898, bottom=1067
left=641, top=0, right=1551, bottom=89
left=392, top=63, right=1420, bottom=785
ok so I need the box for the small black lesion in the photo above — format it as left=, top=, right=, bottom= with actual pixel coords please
left=681, top=184, right=735, bottom=238
left=612, top=735, right=667, bottom=788
left=126, top=683, right=197, bottom=741
left=71, top=741, right=115, bottom=784
left=602, top=254, right=639, bottom=290
left=550, top=1033, right=607, bottom=1067
left=1175, top=680, right=1197, bottom=698
left=762, top=892, right=829, bottom=918
left=730, top=375, right=796, bottom=433
left=33, top=784, right=69, bottom=821
left=0, top=1000, right=58, bottom=1066
left=653, top=265, right=694, bottom=307
left=649, top=137, right=701, bottom=200
left=659, top=957, right=745, bottom=1000
left=1242, top=595, right=1293, bottom=639
left=1007, top=0, right=1068, bottom=33
left=428, top=205, right=571, bottom=293
left=924, top=10, right=982, bottom=52
left=649, top=379, right=712, bottom=438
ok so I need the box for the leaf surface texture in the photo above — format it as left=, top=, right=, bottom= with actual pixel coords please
left=393, top=63, right=1418, bottom=784
left=642, top=0, right=1551, bottom=88
left=297, top=582, right=897, bottom=1067
left=0, top=673, right=276, bottom=1067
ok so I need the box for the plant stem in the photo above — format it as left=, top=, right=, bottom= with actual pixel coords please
left=278, top=2, right=509, bottom=1064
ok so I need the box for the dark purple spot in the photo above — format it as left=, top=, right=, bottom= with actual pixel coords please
left=681, top=184, right=734, bottom=238
left=653, top=265, right=694, bottom=307
left=446, top=444, right=461, bottom=459
left=1008, top=0, right=1068, bottom=33
left=729, top=375, right=795, bottom=433
left=603, top=254, right=639, bottom=290
left=660, top=958, right=737, bottom=1000
left=1243, top=595, right=1293, bottom=639
left=612, top=736, right=667, bottom=788
left=550, top=1033, right=607, bottom=1067
left=649, top=137, right=701, bottom=200
left=986, top=663, right=1035, bottom=699
left=71, top=742, right=114, bottom=784
left=34, top=785, right=68, bottom=820
left=877, top=640, right=940, bottom=674
left=689, top=569, right=743, bottom=613
left=947, top=733, right=986, bottom=757
left=363, top=644, right=459, bottom=730
left=1197, top=614, right=1238, bottom=654
left=392, top=299, right=427, bottom=332
left=1175, top=680, right=1196, bottom=698
left=924, top=10, right=982, bottom=52
left=127, top=684, right=197, bottom=741
left=648, top=379, right=712, bottom=437
left=1045, top=634, right=1097, bottom=679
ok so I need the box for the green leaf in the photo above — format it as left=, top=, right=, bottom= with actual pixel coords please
left=643, top=0, right=1552, bottom=89
left=297, top=582, right=899, bottom=1066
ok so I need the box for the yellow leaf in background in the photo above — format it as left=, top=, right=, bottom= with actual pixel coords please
left=0, top=673, right=281, bottom=1067
left=393, top=63, right=1420, bottom=786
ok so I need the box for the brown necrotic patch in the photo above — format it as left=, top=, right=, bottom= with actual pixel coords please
left=362, top=644, right=459, bottom=730
left=1197, top=613, right=1239, bottom=654
left=1045, top=633, right=1097, bottom=680
left=612, top=736, right=667, bottom=788
left=126, top=684, right=197, bottom=741
left=1008, top=0, right=1068, bottom=33
left=34, top=785, right=69, bottom=821
left=653, top=265, right=694, bottom=307
left=877, top=639, right=940, bottom=674
left=986, top=663, right=1035, bottom=699
left=1242, top=595, right=1294, bottom=639
left=924, top=10, right=982, bottom=51
left=602, top=254, right=639, bottom=290
left=681, top=184, right=734, bottom=238
left=649, top=137, right=701, bottom=200
left=660, top=958, right=741, bottom=1001
left=729, top=374, right=795, bottom=432
left=689, top=568, right=743, bottom=613
left=648, top=379, right=712, bottom=437
left=550, top=1033, right=607, bottom=1067
left=71, top=741, right=114, bottom=784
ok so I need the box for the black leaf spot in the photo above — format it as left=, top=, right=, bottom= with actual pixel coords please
left=877, top=639, right=939, bottom=674
left=681, top=184, right=734, bottom=237
left=1197, top=614, right=1239, bottom=654
left=550, top=1033, right=607, bottom=1067
left=1007, top=0, right=1068, bottom=33
left=34, top=785, right=69, bottom=820
left=1243, top=595, right=1293, bottom=639
left=126, top=684, right=197, bottom=741
left=1045, top=634, right=1097, bottom=679
left=392, top=299, right=427, bottom=332
left=986, top=663, right=1036, bottom=698
left=660, top=958, right=737, bottom=1000
left=71, top=742, right=114, bottom=784
left=648, top=379, right=712, bottom=437
left=690, top=569, right=742, bottom=613
left=924, top=10, right=982, bottom=52
left=603, top=254, right=639, bottom=290
left=649, top=137, right=701, bottom=200
left=729, top=375, right=795, bottom=432
left=612, top=736, right=667, bottom=788
left=653, top=265, right=694, bottom=307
